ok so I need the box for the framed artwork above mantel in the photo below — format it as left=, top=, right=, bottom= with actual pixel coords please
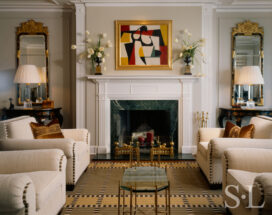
left=115, top=20, right=172, bottom=70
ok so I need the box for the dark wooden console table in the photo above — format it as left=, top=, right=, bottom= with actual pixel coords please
left=218, top=107, right=272, bottom=128
left=3, top=107, right=63, bottom=126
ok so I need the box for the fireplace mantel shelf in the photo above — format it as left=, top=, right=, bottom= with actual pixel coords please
left=87, top=75, right=201, bottom=81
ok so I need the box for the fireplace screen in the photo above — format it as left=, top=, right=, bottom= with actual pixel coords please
left=111, top=100, right=178, bottom=154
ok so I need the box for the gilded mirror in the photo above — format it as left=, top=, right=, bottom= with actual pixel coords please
left=231, top=21, right=264, bottom=107
left=16, top=20, right=49, bottom=105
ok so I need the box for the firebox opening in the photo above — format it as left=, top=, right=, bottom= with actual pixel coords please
left=111, top=100, right=178, bottom=156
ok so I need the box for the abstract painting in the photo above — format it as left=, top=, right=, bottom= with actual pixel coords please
left=115, top=20, right=172, bottom=70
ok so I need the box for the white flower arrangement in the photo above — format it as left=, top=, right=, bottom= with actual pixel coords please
left=175, top=29, right=206, bottom=65
left=71, top=31, right=112, bottom=72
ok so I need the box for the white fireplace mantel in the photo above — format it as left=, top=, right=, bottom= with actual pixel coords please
left=87, top=75, right=200, bottom=154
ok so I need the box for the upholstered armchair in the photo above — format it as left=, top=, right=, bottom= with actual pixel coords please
left=0, top=149, right=67, bottom=215
left=222, top=148, right=272, bottom=215
left=196, top=116, right=272, bottom=186
left=0, top=116, right=90, bottom=188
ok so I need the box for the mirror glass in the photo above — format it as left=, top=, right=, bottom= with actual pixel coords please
left=16, top=20, right=49, bottom=105
left=231, top=21, right=264, bottom=106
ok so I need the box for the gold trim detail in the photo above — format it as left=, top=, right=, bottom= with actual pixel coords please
left=17, top=19, right=48, bottom=35
left=232, top=20, right=263, bottom=36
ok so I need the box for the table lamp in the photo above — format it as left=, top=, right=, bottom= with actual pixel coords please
left=234, top=66, right=264, bottom=108
left=14, top=64, right=41, bottom=108
left=38, top=67, right=47, bottom=102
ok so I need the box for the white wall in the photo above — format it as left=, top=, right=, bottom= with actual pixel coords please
left=217, top=12, right=272, bottom=108
left=0, top=10, right=75, bottom=128
left=84, top=6, right=204, bottom=152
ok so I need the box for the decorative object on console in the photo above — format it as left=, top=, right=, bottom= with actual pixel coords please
left=42, top=98, right=54, bottom=108
left=175, top=29, right=205, bottom=75
left=234, top=66, right=264, bottom=108
left=14, top=64, right=41, bottom=108
left=71, top=31, right=112, bottom=75
left=115, top=20, right=172, bottom=70
left=30, top=119, right=64, bottom=139
left=223, top=121, right=254, bottom=138
left=196, top=111, right=208, bottom=128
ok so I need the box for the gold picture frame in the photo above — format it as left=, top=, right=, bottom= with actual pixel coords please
left=115, top=20, right=172, bottom=70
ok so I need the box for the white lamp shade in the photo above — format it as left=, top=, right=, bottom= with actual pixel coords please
left=39, top=67, right=47, bottom=83
left=234, top=66, right=264, bottom=85
left=14, top=64, right=41, bottom=84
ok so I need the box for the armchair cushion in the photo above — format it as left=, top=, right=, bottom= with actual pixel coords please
left=16, top=171, right=63, bottom=210
left=198, top=142, right=209, bottom=157
left=30, top=119, right=64, bottom=139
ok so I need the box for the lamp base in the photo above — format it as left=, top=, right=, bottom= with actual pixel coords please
left=246, top=100, right=255, bottom=109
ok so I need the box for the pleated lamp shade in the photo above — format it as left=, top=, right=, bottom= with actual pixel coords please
left=14, top=64, right=41, bottom=84
left=39, top=67, right=47, bottom=83
left=234, top=66, right=264, bottom=85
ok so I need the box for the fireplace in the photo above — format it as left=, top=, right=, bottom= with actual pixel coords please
left=111, top=100, right=178, bottom=154
left=87, top=75, right=199, bottom=155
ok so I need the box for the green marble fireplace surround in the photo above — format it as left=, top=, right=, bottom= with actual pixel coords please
left=111, top=100, right=178, bottom=154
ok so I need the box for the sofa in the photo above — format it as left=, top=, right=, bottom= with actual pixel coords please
left=0, top=116, right=90, bottom=187
left=0, top=149, right=67, bottom=215
left=222, top=148, right=272, bottom=215
left=196, top=116, right=272, bottom=185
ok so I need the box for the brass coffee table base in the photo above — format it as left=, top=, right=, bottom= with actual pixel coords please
left=118, top=182, right=171, bottom=215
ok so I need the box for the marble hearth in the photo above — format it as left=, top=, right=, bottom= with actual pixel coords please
left=87, top=75, right=199, bottom=154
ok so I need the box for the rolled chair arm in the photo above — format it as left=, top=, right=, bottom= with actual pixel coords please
left=198, top=128, right=224, bottom=142
left=223, top=148, right=272, bottom=173
left=62, top=128, right=90, bottom=145
left=0, top=174, right=36, bottom=214
left=0, top=149, right=65, bottom=174
left=253, top=173, right=272, bottom=211
left=209, top=138, right=272, bottom=159
left=0, top=138, right=75, bottom=158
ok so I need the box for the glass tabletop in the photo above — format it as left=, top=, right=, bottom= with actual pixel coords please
left=120, top=166, right=168, bottom=192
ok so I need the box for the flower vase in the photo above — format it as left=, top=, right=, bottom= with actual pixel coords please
left=183, top=56, right=192, bottom=75
left=94, top=57, right=102, bottom=75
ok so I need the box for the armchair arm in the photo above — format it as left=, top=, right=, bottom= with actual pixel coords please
left=0, top=174, right=36, bottom=214
left=198, top=128, right=224, bottom=142
left=61, top=128, right=90, bottom=145
left=223, top=148, right=272, bottom=173
left=0, top=138, right=75, bottom=158
left=209, top=138, right=272, bottom=158
left=0, top=149, right=65, bottom=174
left=253, top=173, right=272, bottom=210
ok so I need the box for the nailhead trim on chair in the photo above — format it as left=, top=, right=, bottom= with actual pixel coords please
left=72, top=142, right=76, bottom=184
left=59, top=154, right=65, bottom=172
left=0, top=122, right=8, bottom=139
left=208, top=143, right=213, bottom=183
left=22, top=182, right=31, bottom=215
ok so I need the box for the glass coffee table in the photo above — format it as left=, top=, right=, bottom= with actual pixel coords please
left=118, top=166, right=170, bottom=215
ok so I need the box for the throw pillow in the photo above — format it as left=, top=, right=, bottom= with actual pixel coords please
left=30, top=119, right=64, bottom=139
left=223, top=121, right=254, bottom=138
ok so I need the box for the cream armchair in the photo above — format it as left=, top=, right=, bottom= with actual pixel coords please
left=0, top=149, right=67, bottom=215
left=222, top=148, right=272, bottom=215
left=196, top=116, right=272, bottom=186
left=0, top=116, right=90, bottom=188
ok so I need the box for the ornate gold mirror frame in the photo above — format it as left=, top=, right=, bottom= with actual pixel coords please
left=231, top=20, right=264, bottom=107
left=16, top=19, right=49, bottom=105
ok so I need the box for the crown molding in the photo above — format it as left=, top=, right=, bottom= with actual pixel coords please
left=0, top=0, right=74, bottom=12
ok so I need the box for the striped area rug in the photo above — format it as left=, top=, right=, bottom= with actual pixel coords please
left=61, top=161, right=226, bottom=215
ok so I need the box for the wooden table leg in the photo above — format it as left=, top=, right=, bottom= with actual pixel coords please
left=168, top=181, right=171, bottom=215
left=130, top=187, right=133, bottom=215
left=123, top=189, right=125, bottom=215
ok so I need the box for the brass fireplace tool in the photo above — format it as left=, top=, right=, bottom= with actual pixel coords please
left=196, top=111, right=209, bottom=128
